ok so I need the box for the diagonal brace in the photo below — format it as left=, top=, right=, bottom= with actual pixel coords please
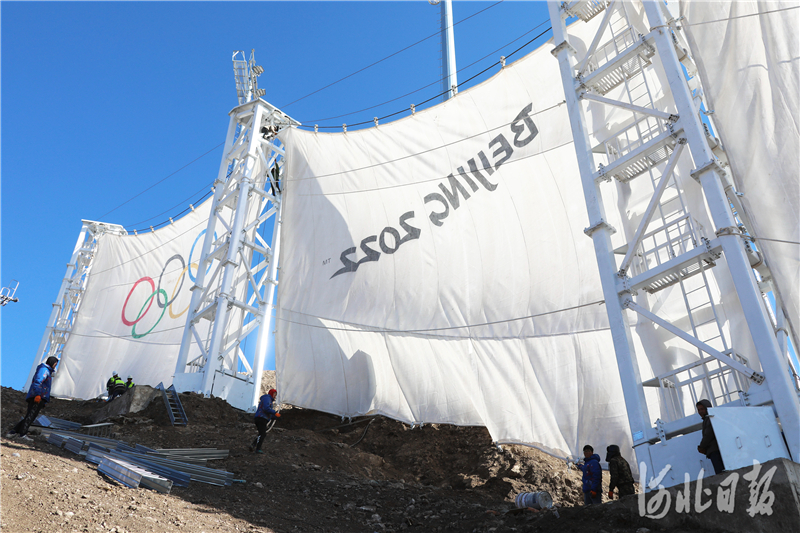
left=624, top=298, right=764, bottom=384
left=580, top=91, right=675, bottom=121
left=619, top=141, right=686, bottom=274
left=576, top=0, right=618, bottom=76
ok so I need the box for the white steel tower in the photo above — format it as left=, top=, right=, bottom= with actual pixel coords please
left=548, top=0, right=799, bottom=484
left=24, top=221, right=126, bottom=391
left=172, top=51, right=299, bottom=410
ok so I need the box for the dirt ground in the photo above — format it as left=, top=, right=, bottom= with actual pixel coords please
left=1, top=378, right=706, bottom=533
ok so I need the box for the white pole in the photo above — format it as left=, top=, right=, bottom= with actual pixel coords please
left=250, top=191, right=284, bottom=408
left=201, top=104, right=267, bottom=396
left=548, top=2, right=652, bottom=455
left=441, top=0, right=458, bottom=100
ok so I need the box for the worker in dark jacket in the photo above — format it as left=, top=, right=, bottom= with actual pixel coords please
left=125, top=375, right=135, bottom=390
left=577, top=444, right=603, bottom=506
left=249, top=388, right=280, bottom=454
left=6, top=356, right=59, bottom=440
left=606, top=444, right=635, bottom=498
left=696, top=399, right=724, bottom=474
left=107, top=372, right=126, bottom=401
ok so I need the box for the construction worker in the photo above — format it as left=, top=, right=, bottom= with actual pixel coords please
left=606, top=444, right=635, bottom=499
left=107, top=372, right=126, bottom=401
left=125, top=375, right=135, bottom=390
left=696, top=399, right=725, bottom=474
left=577, top=444, right=603, bottom=506
left=107, top=371, right=119, bottom=397
left=6, top=356, right=59, bottom=440
left=249, top=388, right=280, bottom=454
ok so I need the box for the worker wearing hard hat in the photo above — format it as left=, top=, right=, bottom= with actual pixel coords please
left=107, top=372, right=126, bottom=401
left=125, top=375, right=135, bottom=390
left=249, top=388, right=280, bottom=454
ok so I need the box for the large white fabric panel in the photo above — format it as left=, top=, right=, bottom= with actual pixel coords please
left=53, top=201, right=213, bottom=399
left=276, top=19, right=637, bottom=460
left=680, top=0, right=800, bottom=341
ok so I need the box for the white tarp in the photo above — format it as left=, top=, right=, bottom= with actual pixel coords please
left=275, top=2, right=763, bottom=461
left=52, top=200, right=214, bottom=399
left=680, top=0, right=800, bottom=345
left=275, top=19, right=634, bottom=459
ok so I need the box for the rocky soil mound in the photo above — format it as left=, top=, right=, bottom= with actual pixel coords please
left=1, top=382, right=699, bottom=533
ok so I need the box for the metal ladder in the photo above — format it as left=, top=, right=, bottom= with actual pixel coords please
left=548, top=0, right=797, bottom=451
left=157, top=383, right=188, bottom=426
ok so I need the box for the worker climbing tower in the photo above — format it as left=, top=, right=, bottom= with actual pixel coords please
left=172, top=50, right=299, bottom=410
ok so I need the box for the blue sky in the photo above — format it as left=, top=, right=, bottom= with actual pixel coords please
left=1, top=1, right=556, bottom=390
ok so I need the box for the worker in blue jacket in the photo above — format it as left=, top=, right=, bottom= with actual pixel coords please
left=7, top=356, right=59, bottom=440
left=249, top=388, right=280, bottom=454
left=577, top=444, right=603, bottom=506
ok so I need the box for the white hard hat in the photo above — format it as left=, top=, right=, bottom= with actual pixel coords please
left=127, top=375, right=133, bottom=379
left=112, top=371, right=118, bottom=376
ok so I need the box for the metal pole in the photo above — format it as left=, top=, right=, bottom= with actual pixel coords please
left=441, top=0, right=458, bottom=100
left=642, top=1, right=800, bottom=460
left=200, top=105, right=267, bottom=396
left=174, top=116, right=240, bottom=377
left=250, top=192, right=283, bottom=408
left=548, top=2, right=652, bottom=454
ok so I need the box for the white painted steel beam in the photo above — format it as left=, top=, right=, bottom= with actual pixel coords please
left=625, top=299, right=763, bottom=383
left=642, top=1, right=800, bottom=461
left=549, top=2, right=653, bottom=467
left=174, top=85, right=298, bottom=410
left=27, top=221, right=126, bottom=392
left=576, top=0, right=617, bottom=76
left=580, top=91, right=674, bottom=121
left=619, top=238, right=721, bottom=295
left=618, top=141, right=686, bottom=274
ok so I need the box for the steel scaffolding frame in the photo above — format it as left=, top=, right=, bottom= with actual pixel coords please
left=173, top=53, right=298, bottom=409
left=548, top=0, right=800, bottom=473
left=25, top=220, right=126, bottom=391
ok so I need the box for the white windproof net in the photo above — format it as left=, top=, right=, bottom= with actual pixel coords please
left=680, top=0, right=800, bottom=346
left=275, top=3, right=760, bottom=462
left=52, top=200, right=216, bottom=399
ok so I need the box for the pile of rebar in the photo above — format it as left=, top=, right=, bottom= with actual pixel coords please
left=42, top=427, right=232, bottom=494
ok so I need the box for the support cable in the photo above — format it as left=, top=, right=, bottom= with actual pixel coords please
left=70, top=299, right=606, bottom=342
left=280, top=0, right=506, bottom=110
left=298, top=138, right=574, bottom=197
left=305, top=26, right=553, bottom=130
left=97, top=142, right=224, bottom=220
left=350, top=418, right=376, bottom=448
left=293, top=100, right=566, bottom=182
left=302, top=19, right=551, bottom=124
left=81, top=107, right=572, bottom=279
left=276, top=300, right=605, bottom=335
left=126, top=183, right=215, bottom=229
left=681, top=5, right=799, bottom=27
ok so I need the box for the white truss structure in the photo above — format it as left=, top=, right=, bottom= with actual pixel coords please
left=173, top=51, right=299, bottom=410
left=548, top=0, right=800, bottom=474
left=25, top=220, right=126, bottom=391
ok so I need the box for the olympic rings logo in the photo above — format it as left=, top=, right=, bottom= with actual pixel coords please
left=120, top=229, right=216, bottom=339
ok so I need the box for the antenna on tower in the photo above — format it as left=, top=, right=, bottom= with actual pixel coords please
left=232, top=49, right=266, bottom=105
